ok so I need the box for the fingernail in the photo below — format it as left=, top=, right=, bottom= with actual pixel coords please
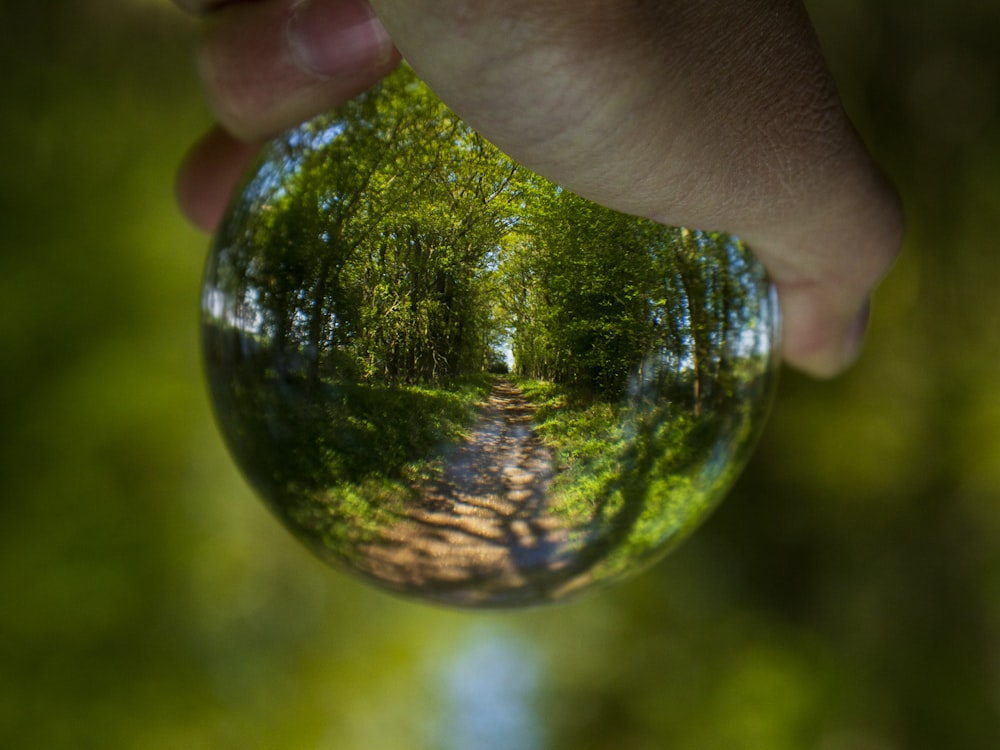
left=287, top=0, right=394, bottom=77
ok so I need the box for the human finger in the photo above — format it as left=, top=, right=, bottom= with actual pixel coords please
left=755, top=159, right=902, bottom=377
left=176, top=126, right=261, bottom=232
left=195, top=0, right=400, bottom=141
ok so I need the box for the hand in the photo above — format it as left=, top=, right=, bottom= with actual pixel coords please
left=175, top=0, right=902, bottom=378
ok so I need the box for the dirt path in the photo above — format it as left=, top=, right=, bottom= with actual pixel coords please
left=356, top=378, right=573, bottom=604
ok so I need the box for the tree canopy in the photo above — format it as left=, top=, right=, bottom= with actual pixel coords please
left=207, top=66, right=775, bottom=404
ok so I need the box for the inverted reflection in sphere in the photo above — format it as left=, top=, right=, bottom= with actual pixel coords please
left=201, top=66, right=780, bottom=607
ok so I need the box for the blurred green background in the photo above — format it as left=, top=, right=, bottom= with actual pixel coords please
left=3, top=1, right=1000, bottom=747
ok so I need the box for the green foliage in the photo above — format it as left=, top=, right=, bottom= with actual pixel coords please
left=514, top=378, right=727, bottom=583
left=217, top=66, right=521, bottom=389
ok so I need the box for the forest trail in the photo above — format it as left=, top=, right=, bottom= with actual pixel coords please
left=356, top=378, right=573, bottom=603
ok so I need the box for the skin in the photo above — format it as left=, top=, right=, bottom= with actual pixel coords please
left=175, top=0, right=903, bottom=377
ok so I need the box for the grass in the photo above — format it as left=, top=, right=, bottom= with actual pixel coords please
left=207, top=359, right=495, bottom=561
left=515, top=378, right=630, bottom=518
left=512, top=376, right=740, bottom=579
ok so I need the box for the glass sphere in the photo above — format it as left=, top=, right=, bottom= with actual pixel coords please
left=201, top=66, right=780, bottom=607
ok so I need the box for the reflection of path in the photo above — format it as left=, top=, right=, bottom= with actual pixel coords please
left=356, top=378, right=575, bottom=605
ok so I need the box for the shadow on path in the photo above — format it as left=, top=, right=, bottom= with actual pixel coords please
left=355, top=378, right=578, bottom=605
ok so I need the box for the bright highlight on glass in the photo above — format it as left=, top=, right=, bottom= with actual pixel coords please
left=201, top=66, right=780, bottom=607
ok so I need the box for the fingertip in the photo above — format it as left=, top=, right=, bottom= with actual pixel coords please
left=176, top=126, right=260, bottom=233
left=195, top=0, right=400, bottom=142
left=777, top=285, right=872, bottom=379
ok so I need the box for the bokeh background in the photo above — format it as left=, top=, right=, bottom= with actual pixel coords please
left=3, top=1, right=1000, bottom=747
